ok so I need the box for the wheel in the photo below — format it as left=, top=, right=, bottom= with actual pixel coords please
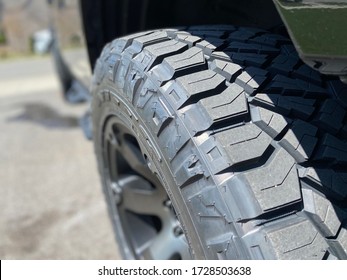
left=91, top=26, right=347, bottom=260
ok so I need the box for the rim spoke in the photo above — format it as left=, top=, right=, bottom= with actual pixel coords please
left=138, top=228, right=191, bottom=260
left=118, top=175, right=167, bottom=215
left=137, top=218, right=191, bottom=260
left=119, top=140, right=159, bottom=186
left=139, top=229, right=178, bottom=260
left=107, top=139, right=119, bottom=181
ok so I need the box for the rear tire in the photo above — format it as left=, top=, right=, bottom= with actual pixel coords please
left=92, top=26, right=347, bottom=259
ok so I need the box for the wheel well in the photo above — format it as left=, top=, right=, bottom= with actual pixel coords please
left=80, top=0, right=283, bottom=69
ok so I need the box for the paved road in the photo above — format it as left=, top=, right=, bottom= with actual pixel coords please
left=0, top=55, right=121, bottom=259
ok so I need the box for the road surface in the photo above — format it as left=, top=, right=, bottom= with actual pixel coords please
left=0, top=54, right=121, bottom=259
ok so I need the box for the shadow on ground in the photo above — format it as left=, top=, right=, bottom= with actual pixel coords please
left=7, top=102, right=79, bottom=129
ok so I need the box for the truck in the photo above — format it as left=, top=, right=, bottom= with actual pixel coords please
left=48, top=0, right=347, bottom=260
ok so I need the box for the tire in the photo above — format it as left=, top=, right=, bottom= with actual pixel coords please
left=91, top=26, right=347, bottom=260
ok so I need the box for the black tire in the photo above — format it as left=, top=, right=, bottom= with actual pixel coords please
left=91, top=26, right=347, bottom=260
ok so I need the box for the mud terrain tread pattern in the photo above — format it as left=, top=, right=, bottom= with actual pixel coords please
left=251, top=106, right=292, bottom=138
left=300, top=167, right=347, bottom=200
left=265, top=217, right=329, bottom=260
left=92, top=26, right=347, bottom=259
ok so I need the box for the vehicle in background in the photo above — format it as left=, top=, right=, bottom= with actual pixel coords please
left=32, top=29, right=53, bottom=54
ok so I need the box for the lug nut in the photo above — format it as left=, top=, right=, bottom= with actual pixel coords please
left=173, top=225, right=183, bottom=237
left=111, top=182, right=122, bottom=204
left=164, top=199, right=172, bottom=208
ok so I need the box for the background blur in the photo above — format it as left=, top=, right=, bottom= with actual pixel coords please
left=0, top=0, right=120, bottom=259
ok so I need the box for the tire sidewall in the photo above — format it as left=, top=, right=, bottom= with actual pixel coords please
left=92, top=85, right=207, bottom=259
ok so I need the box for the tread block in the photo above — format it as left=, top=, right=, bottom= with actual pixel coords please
left=252, top=93, right=316, bottom=120
left=188, top=25, right=236, bottom=32
left=190, top=30, right=226, bottom=39
left=292, top=64, right=322, bottom=85
left=200, top=83, right=248, bottom=122
left=278, top=96, right=316, bottom=119
left=328, top=80, right=347, bottom=109
left=198, top=123, right=272, bottom=174
left=313, top=99, right=346, bottom=134
left=227, top=41, right=279, bottom=55
left=251, top=106, right=291, bottom=138
left=280, top=44, right=298, bottom=56
left=266, top=75, right=326, bottom=97
left=175, top=34, right=202, bottom=46
left=135, top=78, right=157, bottom=108
left=177, top=103, right=213, bottom=134
left=211, top=51, right=233, bottom=61
left=180, top=83, right=247, bottom=134
left=207, top=233, right=238, bottom=259
left=210, top=59, right=242, bottom=82
left=124, top=67, right=143, bottom=102
left=163, top=46, right=206, bottom=77
left=300, top=167, right=347, bottom=200
left=149, top=98, right=174, bottom=136
left=326, top=252, right=339, bottom=260
left=226, top=52, right=268, bottom=67
left=249, top=33, right=290, bottom=47
left=235, top=67, right=268, bottom=94
left=177, top=70, right=226, bottom=97
left=337, top=227, right=347, bottom=256
left=134, top=40, right=188, bottom=71
left=197, top=135, right=230, bottom=175
left=269, top=54, right=299, bottom=76
left=113, top=57, right=132, bottom=90
left=314, top=134, right=347, bottom=164
left=94, top=53, right=120, bottom=85
left=266, top=75, right=302, bottom=95
left=104, top=53, right=121, bottom=83
left=302, top=188, right=342, bottom=237
left=216, top=123, right=272, bottom=167
left=196, top=39, right=224, bottom=55
left=222, top=174, right=264, bottom=221
left=243, top=148, right=301, bottom=212
left=132, top=31, right=170, bottom=50
left=109, top=30, right=154, bottom=54
left=208, top=234, right=247, bottom=259
left=174, top=154, right=204, bottom=188
left=279, top=120, right=318, bottom=162
left=165, top=70, right=226, bottom=109
left=266, top=219, right=328, bottom=259
left=228, top=29, right=263, bottom=42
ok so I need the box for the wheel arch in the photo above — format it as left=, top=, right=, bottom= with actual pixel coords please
left=80, top=0, right=283, bottom=70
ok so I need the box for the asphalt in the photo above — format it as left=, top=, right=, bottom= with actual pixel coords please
left=0, top=55, right=121, bottom=259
